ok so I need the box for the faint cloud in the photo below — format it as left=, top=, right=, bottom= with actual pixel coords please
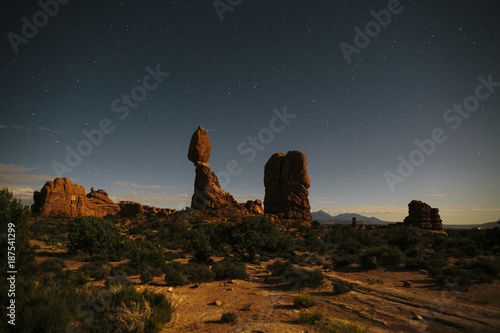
left=317, top=201, right=337, bottom=204
left=0, top=164, right=51, bottom=184
left=471, top=208, right=500, bottom=212
left=426, top=194, right=448, bottom=197
left=0, top=124, right=62, bottom=133
left=114, top=181, right=190, bottom=190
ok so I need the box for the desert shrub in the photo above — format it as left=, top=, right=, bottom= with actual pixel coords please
left=285, top=267, right=324, bottom=290
left=215, top=216, right=286, bottom=262
left=141, top=270, right=153, bottom=284
left=127, top=243, right=165, bottom=270
left=71, top=270, right=90, bottom=287
left=268, top=260, right=293, bottom=276
left=212, top=260, right=248, bottom=280
left=305, top=255, right=323, bottom=266
left=404, top=257, right=429, bottom=270
left=387, top=224, right=422, bottom=251
left=259, top=255, right=270, bottom=262
left=38, top=258, right=67, bottom=274
left=0, top=188, right=35, bottom=274
left=143, top=291, right=175, bottom=331
left=290, top=253, right=309, bottom=266
left=332, top=280, right=351, bottom=295
left=184, top=262, right=215, bottom=283
left=468, top=257, right=500, bottom=276
left=30, top=217, right=69, bottom=246
left=220, top=312, right=238, bottom=325
left=85, top=285, right=173, bottom=333
left=432, top=266, right=494, bottom=289
left=7, top=277, right=80, bottom=333
left=68, top=216, right=125, bottom=258
left=164, top=251, right=186, bottom=261
left=77, top=260, right=113, bottom=280
left=332, top=254, right=360, bottom=268
left=163, top=264, right=188, bottom=286
left=444, top=237, right=478, bottom=258
left=298, top=310, right=324, bottom=325
left=360, top=247, right=405, bottom=269
left=293, top=294, right=314, bottom=309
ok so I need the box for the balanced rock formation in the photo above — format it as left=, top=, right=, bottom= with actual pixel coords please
left=188, top=126, right=211, bottom=163
left=188, top=126, right=238, bottom=209
left=264, top=151, right=312, bottom=223
left=32, top=178, right=120, bottom=218
left=404, top=200, right=443, bottom=230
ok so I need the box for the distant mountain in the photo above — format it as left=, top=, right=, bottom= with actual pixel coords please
left=444, top=221, right=500, bottom=229
left=311, top=211, right=391, bottom=225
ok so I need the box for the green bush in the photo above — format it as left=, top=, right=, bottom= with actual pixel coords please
left=387, top=224, right=422, bottom=251
left=184, top=262, right=215, bottom=283
left=127, top=243, right=165, bottom=270
left=38, top=258, right=66, bottom=273
left=68, top=216, right=125, bottom=257
left=71, top=270, right=90, bottom=287
left=84, top=285, right=174, bottom=333
left=0, top=188, right=34, bottom=274
left=212, top=260, right=248, bottom=280
left=285, top=267, right=324, bottom=290
left=298, top=310, right=324, bottom=325
left=332, top=280, right=351, bottom=295
left=268, top=260, right=293, bottom=276
left=77, top=260, right=113, bottom=280
left=360, top=247, right=405, bottom=269
left=293, top=294, right=314, bottom=309
left=220, top=312, right=238, bottom=325
left=404, top=257, right=429, bottom=270
left=332, top=255, right=360, bottom=268
left=468, top=257, right=500, bottom=276
left=163, top=264, right=188, bottom=286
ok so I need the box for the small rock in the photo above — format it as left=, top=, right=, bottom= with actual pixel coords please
left=411, top=312, right=424, bottom=320
left=226, top=288, right=233, bottom=291
left=189, top=284, right=200, bottom=289
left=209, top=300, right=222, bottom=306
left=240, top=303, right=254, bottom=311
left=166, top=287, right=174, bottom=292
left=403, top=281, right=412, bottom=288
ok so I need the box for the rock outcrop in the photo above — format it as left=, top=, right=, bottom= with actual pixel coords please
left=87, top=187, right=121, bottom=217
left=188, top=126, right=211, bottom=163
left=188, top=126, right=239, bottom=209
left=32, top=178, right=120, bottom=218
left=32, top=178, right=88, bottom=217
left=118, top=201, right=175, bottom=218
left=264, top=151, right=312, bottom=223
left=403, top=200, right=443, bottom=230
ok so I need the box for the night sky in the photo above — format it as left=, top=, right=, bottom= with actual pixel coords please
left=1, top=0, right=499, bottom=224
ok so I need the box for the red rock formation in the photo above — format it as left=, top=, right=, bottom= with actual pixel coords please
left=264, top=151, right=312, bottom=223
left=32, top=178, right=119, bottom=218
left=118, top=201, right=175, bottom=218
left=188, top=126, right=211, bottom=163
left=404, top=200, right=443, bottom=230
left=188, top=126, right=239, bottom=210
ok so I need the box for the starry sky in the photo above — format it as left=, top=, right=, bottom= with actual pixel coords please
left=1, top=0, right=499, bottom=224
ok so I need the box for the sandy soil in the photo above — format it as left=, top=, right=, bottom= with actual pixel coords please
left=30, top=240, right=500, bottom=332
